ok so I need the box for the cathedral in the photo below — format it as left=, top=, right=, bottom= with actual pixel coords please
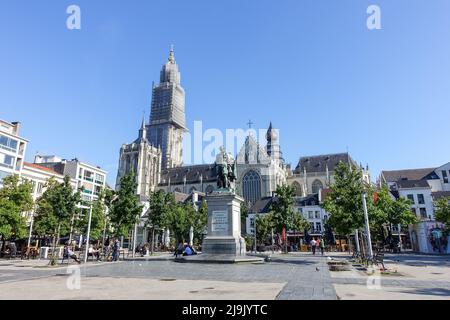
left=116, top=48, right=290, bottom=207
left=116, top=49, right=371, bottom=238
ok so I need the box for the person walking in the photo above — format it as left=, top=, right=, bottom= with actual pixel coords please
left=320, top=238, right=325, bottom=255
left=112, top=239, right=120, bottom=262
left=310, top=238, right=317, bottom=255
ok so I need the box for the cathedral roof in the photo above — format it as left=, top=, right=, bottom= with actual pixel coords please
left=158, top=164, right=217, bottom=186
left=236, top=134, right=270, bottom=165
left=294, top=153, right=355, bottom=174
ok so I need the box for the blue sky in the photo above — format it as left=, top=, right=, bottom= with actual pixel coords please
left=1, top=0, right=450, bottom=186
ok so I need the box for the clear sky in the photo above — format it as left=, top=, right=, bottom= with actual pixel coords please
left=1, top=0, right=450, bottom=186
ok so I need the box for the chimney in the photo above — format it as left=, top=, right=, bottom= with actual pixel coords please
left=11, top=122, right=21, bottom=135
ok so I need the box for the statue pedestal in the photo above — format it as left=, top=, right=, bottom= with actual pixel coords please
left=202, top=191, right=246, bottom=255
left=176, top=190, right=263, bottom=264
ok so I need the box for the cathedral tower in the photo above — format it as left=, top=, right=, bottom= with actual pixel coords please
left=147, top=47, right=186, bottom=169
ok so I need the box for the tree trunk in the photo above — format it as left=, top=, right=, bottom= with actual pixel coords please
left=151, top=227, right=155, bottom=256
left=347, top=235, right=351, bottom=254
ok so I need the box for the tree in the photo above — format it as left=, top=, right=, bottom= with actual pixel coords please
left=109, top=171, right=143, bottom=238
left=255, top=213, right=275, bottom=245
left=270, top=184, right=297, bottom=252
left=292, top=212, right=310, bottom=245
left=371, top=186, right=418, bottom=246
left=191, top=200, right=208, bottom=244
left=240, top=202, right=249, bottom=233
left=0, top=175, right=33, bottom=247
left=34, top=176, right=80, bottom=246
left=322, top=162, right=367, bottom=237
left=147, top=190, right=176, bottom=252
left=164, top=202, right=189, bottom=244
left=435, top=197, right=450, bottom=235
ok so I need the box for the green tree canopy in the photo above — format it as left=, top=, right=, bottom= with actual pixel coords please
left=321, top=162, right=368, bottom=237
left=109, top=171, right=143, bottom=237
left=435, top=197, right=450, bottom=235
left=0, top=174, right=33, bottom=240
left=255, top=213, right=275, bottom=244
left=270, top=184, right=296, bottom=234
left=34, top=176, right=80, bottom=240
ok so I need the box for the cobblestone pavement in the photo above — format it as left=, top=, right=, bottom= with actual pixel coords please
left=1, top=252, right=449, bottom=300
left=328, top=252, right=450, bottom=299
left=0, top=254, right=337, bottom=300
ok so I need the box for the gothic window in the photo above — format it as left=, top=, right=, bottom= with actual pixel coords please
left=174, top=188, right=181, bottom=193
left=189, top=186, right=197, bottom=194
left=205, top=185, right=214, bottom=194
left=311, top=180, right=323, bottom=194
left=291, top=181, right=303, bottom=197
left=242, top=170, right=262, bottom=206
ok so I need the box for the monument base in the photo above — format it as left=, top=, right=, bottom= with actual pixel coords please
left=175, top=254, right=264, bottom=264
left=202, top=236, right=246, bottom=255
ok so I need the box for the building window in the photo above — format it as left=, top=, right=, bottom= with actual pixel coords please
left=315, top=211, right=320, bottom=219
left=311, top=180, right=323, bottom=194
left=291, top=181, right=303, bottom=197
left=411, top=208, right=417, bottom=216
left=417, top=194, right=425, bottom=205
left=0, top=152, right=14, bottom=169
left=420, top=208, right=427, bottom=219
left=95, top=174, right=104, bottom=185
left=94, top=185, right=102, bottom=196
left=308, top=211, right=314, bottom=219
left=407, top=194, right=415, bottom=204
left=84, top=170, right=94, bottom=182
left=443, top=170, right=449, bottom=184
left=0, top=134, right=18, bottom=153
left=316, top=222, right=322, bottom=231
left=37, top=182, right=44, bottom=194
left=242, top=170, right=261, bottom=206
left=189, top=186, right=197, bottom=194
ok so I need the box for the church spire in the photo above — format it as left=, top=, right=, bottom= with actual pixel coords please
left=138, top=115, right=147, bottom=140
left=266, top=121, right=283, bottom=162
left=168, top=45, right=175, bottom=64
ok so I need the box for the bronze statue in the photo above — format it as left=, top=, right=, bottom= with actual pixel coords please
left=215, top=147, right=236, bottom=192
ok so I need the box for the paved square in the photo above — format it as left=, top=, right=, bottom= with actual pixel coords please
left=0, top=253, right=449, bottom=300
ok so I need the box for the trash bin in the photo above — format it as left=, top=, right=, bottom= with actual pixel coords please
left=40, top=247, right=50, bottom=259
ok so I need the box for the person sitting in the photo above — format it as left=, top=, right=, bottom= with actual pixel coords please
left=88, top=245, right=101, bottom=261
left=183, top=245, right=193, bottom=256
left=174, top=243, right=184, bottom=258
left=64, top=245, right=81, bottom=264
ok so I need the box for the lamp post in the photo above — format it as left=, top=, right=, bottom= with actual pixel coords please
left=362, top=193, right=373, bottom=259
left=80, top=204, right=93, bottom=264
left=253, top=214, right=257, bottom=254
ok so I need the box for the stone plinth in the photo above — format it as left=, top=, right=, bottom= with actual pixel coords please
left=201, top=191, right=246, bottom=256
left=179, top=190, right=263, bottom=264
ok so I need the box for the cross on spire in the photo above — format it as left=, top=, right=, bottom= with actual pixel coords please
left=247, top=120, right=254, bottom=129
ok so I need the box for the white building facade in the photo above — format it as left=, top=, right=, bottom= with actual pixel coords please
left=0, top=119, right=27, bottom=185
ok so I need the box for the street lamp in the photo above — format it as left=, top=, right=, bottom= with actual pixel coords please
left=79, top=204, right=93, bottom=263
left=253, top=213, right=257, bottom=254
left=362, top=193, right=373, bottom=259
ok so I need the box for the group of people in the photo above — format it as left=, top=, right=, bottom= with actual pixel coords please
left=310, top=238, right=325, bottom=255
left=173, top=243, right=197, bottom=257
left=63, top=238, right=122, bottom=264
